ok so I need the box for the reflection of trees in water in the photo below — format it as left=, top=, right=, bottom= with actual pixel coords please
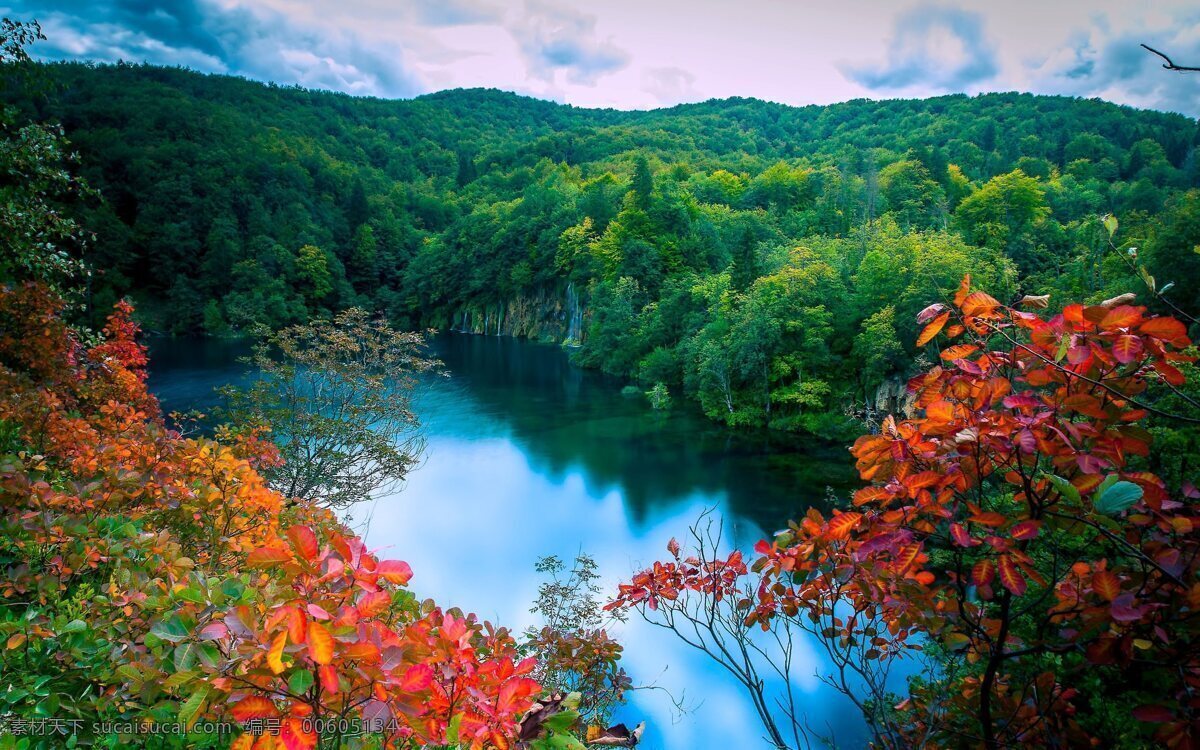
left=430, top=334, right=857, bottom=533
left=146, top=333, right=859, bottom=534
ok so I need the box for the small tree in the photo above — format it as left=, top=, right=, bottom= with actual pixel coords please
left=220, top=308, right=441, bottom=509
left=525, top=554, right=631, bottom=729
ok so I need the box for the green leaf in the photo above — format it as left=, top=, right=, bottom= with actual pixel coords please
left=60, top=619, right=87, bottom=634
left=150, top=616, right=189, bottom=643
left=445, top=713, right=462, bottom=746
left=1095, top=481, right=1143, bottom=515
left=542, top=709, right=580, bottom=733
left=1102, top=214, right=1118, bottom=238
left=178, top=684, right=210, bottom=730
left=288, top=669, right=314, bottom=695
left=162, top=669, right=198, bottom=692
left=173, top=642, right=198, bottom=672
left=197, top=642, right=222, bottom=670
left=1045, top=475, right=1080, bottom=504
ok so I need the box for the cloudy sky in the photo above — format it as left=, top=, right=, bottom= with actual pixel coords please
left=9, top=0, right=1200, bottom=116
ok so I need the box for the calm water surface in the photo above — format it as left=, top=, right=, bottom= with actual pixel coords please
left=148, top=333, right=873, bottom=750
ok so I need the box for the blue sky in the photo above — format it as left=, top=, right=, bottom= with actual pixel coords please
left=9, top=0, right=1200, bottom=116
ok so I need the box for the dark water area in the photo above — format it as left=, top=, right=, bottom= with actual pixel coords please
left=146, top=332, right=874, bottom=750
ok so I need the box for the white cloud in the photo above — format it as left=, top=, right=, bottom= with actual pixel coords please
left=8, top=0, right=1200, bottom=115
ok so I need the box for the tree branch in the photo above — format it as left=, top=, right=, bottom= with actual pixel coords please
left=1141, top=44, right=1200, bottom=72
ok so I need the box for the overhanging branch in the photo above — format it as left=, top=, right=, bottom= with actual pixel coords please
left=1141, top=44, right=1200, bottom=72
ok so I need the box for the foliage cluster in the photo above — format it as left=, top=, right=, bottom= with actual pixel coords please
left=608, top=277, right=1200, bottom=748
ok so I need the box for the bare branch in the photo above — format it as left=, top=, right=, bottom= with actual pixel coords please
left=1141, top=44, right=1200, bottom=72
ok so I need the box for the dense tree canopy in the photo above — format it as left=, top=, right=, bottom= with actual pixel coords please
left=9, top=63, right=1200, bottom=440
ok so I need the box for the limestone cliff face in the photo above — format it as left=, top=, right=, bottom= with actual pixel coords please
left=873, top=376, right=916, bottom=420
left=450, top=283, right=587, bottom=347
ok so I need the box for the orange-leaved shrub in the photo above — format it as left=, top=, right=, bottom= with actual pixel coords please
left=0, top=282, right=540, bottom=749
left=609, top=276, right=1199, bottom=749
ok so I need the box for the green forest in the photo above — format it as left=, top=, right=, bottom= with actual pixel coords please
left=14, top=61, right=1200, bottom=437
left=5, top=14, right=1200, bottom=749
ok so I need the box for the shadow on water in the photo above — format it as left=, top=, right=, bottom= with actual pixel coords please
left=423, top=333, right=858, bottom=533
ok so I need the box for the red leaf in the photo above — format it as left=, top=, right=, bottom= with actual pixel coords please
left=667, top=538, right=681, bottom=557
left=231, top=696, right=278, bottom=722
left=280, top=717, right=317, bottom=750
left=1111, top=592, right=1146, bottom=623
left=1111, top=335, right=1143, bottom=364
left=998, top=556, right=1027, bottom=596
left=1132, top=704, right=1175, bottom=723
left=376, top=559, right=413, bottom=585
left=949, top=523, right=979, bottom=548
left=286, top=526, right=319, bottom=562
left=1139, top=317, right=1189, bottom=346
left=1009, top=520, right=1040, bottom=540
left=399, top=663, right=434, bottom=692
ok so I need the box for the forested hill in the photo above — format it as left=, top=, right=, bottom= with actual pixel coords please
left=17, top=61, right=1200, bottom=436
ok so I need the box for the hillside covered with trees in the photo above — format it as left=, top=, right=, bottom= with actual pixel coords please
left=14, top=62, right=1200, bottom=438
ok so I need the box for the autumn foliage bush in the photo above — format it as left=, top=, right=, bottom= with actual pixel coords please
left=610, top=276, right=1200, bottom=749
left=0, top=283, right=541, bottom=749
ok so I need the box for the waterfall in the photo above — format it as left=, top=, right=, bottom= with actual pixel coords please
left=565, top=282, right=583, bottom=346
left=497, top=304, right=504, bottom=336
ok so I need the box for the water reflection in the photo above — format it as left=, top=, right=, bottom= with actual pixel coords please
left=146, top=333, right=870, bottom=750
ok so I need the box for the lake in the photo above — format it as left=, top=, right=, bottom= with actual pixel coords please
left=147, top=332, right=871, bottom=750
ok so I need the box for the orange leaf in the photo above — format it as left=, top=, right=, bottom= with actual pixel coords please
left=267, top=630, right=287, bottom=675
left=231, top=696, right=279, bottom=722
left=287, top=607, right=307, bottom=645
left=307, top=621, right=334, bottom=666
left=1099, top=305, right=1142, bottom=330
left=318, top=664, right=339, bottom=695
left=357, top=590, right=392, bottom=618
left=960, top=291, right=1000, bottom=318
left=230, top=736, right=255, bottom=750
left=376, top=559, right=413, bottom=585
left=925, top=400, right=955, bottom=422
left=971, top=560, right=994, bottom=585
left=894, top=543, right=923, bottom=574
left=939, top=344, right=978, bottom=361
left=286, top=526, right=319, bottom=562
left=967, top=512, right=1007, bottom=528
left=247, top=545, right=293, bottom=569
left=953, top=275, right=972, bottom=306
left=998, top=556, right=1027, bottom=596
left=826, top=512, right=863, bottom=540
left=916, top=311, right=950, bottom=347
left=1092, top=570, right=1120, bottom=602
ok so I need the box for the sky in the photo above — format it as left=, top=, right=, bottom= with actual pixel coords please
left=8, top=0, right=1200, bottom=117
